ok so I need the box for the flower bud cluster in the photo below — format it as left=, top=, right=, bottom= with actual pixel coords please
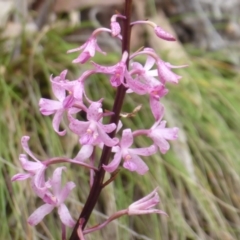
left=12, top=12, right=186, bottom=239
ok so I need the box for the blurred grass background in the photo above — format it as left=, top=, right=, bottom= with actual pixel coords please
left=1, top=0, right=240, bottom=239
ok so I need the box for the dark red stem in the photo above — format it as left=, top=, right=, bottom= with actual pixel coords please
left=69, top=1, right=132, bottom=239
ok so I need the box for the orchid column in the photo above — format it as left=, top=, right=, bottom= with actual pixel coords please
left=12, top=0, right=187, bottom=239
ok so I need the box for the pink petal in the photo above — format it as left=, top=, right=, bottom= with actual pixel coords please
left=123, top=160, right=137, bottom=172
left=33, top=166, right=47, bottom=187
left=134, top=192, right=160, bottom=210
left=62, top=95, right=74, bottom=109
left=68, top=107, right=82, bottom=115
left=80, top=131, right=96, bottom=145
left=154, top=26, right=176, bottom=41
left=74, top=145, right=94, bottom=162
left=150, top=97, right=165, bottom=121
left=43, top=192, right=58, bottom=205
left=28, top=204, right=54, bottom=226
left=121, top=129, right=133, bottom=149
left=124, top=154, right=149, bottom=175
left=147, top=69, right=158, bottom=77
left=69, top=119, right=90, bottom=136
left=92, top=62, right=116, bottom=74
left=11, top=173, right=31, bottom=181
left=87, top=102, right=102, bottom=121
left=21, top=136, right=39, bottom=162
left=144, top=56, right=156, bottom=71
left=72, top=82, right=84, bottom=100
left=94, top=41, right=106, bottom=55
left=116, top=120, right=123, bottom=133
left=51, top=167, right=66, bottom=197
left=111, top=21, right=121, bottom=37
left=58, top=182, right=76, bottom=203
left=125, top=72, right=148, bottom=95
left=32, top=167, right=48, bottom=198
left=73, top=51, right=91, bottom=64
left=109, top=63, right=126, bottom=87
left=67, top=43, right=86, bottom=53
left=157, top=60, right=182, bottom=84
left=58, top=203, right=76, bottom=227
left=131, top=188, right=158, bottom=206
left=87, top=38, right=97, bottom=56
left=52, top=109, right=66, bottom=136
left=131, top=62, right=144, bottom=71
left=52, top=80, right=66, bottom=102
left=103, top=152, right=122, bottom=173
left=39, top=98, right=62, bottom=115
left=96, top=124, right=119, bottom=147
left=160, top=127, right=179, bottom=140
left=19, top=154, right=43, bottom=171
left=153, top=137, right=170, bottom=154
left=99, top=122, right=116, bottom=133
left=129, top=145, right=156, bottom=156
left=59, top=69, right=68, bottom=80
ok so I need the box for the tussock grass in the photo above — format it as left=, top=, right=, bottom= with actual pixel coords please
left=1, top=24, right=240, bottom=240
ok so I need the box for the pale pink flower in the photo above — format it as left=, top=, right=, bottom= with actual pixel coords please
left=154, top=26, right=176, bottom=41
left=50, top=70, right=95, bottom=107
left=92, top=51, right=128, bottom=87
left=11, top=136, right=48, bottom=198
left=128, top=188, right=167, bottom=216
left=69, top=102, right=118, bottom=147
left=103, top=129, right=156, bottom=175
left=130, top=48, right=187, bottom=84
left=148, top=106, right=178, bottom=154
left=67, top=33, right=106, bottom=64
left=125, top=69, right=168, bottom=120
left=131, top=20, right=175, bottom=41
left=110, top=14, right=125, bottom=37
left=28, top=167, right=76, bottom=227
left=39, top=70, right=76, bottom=136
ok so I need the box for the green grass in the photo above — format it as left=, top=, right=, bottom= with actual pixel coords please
left=1, top=22, right=240, bottom=240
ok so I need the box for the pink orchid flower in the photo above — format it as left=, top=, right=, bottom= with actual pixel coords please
left=103, top=129, right=156, bottom=175
left=69, top=102, right=118, bottom=147
left=39, top=70, right=76, bottom=136
left=28, top=167, right=76, bottom=227
left=130, top=48, right=187, bottom=84
left=128, top=188, right=167, bottom=216
left=67, top=28, right=112, bottom=64
left=131, top=20, right=176, bottom=41
left=49, top=70, right=96, bottom=107
left=125, top=69, right=168, bottom=120
left=67, top=37, right=105, bottom=64
left=11, top=136, right=48, bottom=198
left=92, top=51, right=128, bottom=87
left=148, top=106, right=178, bottom=154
